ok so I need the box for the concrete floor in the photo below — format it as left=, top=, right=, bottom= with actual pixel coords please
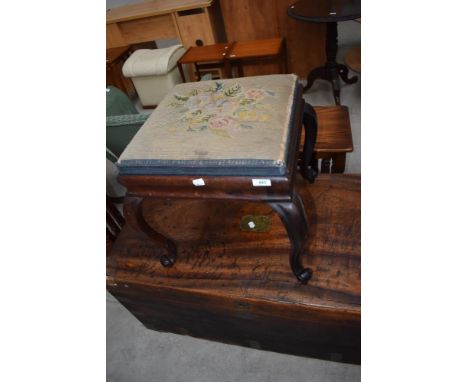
left=107, top=21, right=361, bottom=382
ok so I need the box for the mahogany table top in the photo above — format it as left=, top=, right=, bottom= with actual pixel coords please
left=288, top=0, right=361, bottom=23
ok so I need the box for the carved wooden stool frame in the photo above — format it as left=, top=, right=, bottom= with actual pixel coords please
left=118, top=96, right=318, bottom=284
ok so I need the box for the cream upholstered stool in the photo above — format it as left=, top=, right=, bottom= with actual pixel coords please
left=122, top=45, right=186, bottom=108
left=117, top=74, right=318, bottom=283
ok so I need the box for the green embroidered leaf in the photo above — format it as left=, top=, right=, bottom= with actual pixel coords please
left=240, top=124, right=253, bottom=129
left=224, top=83, right=241, bottom=97
left=174, top=94, right=189, bottom=102
left=209, top=128, right=231, bottom=138
left=188, top=124, right=208, bottom=132
left=240, top=98, right=255, bottom=105
left=189, top=89, right=199, bottom=96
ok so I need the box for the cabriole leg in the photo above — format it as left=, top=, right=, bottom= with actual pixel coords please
left=123, top=196, right=177, bottom=267
left=270, top=191, right=312, bottom=284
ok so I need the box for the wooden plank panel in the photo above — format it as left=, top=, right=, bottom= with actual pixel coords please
left=118, top=14, right=177, bottom=45
left=219, top=0, right=279, bottom=76
left=175, top=8, right=216, bottom=47
left=219, top=0, right=325, bottom=78
left=275, top=0, right=326, bottom=78
left=314, top=106, right=353, bottom=153
left=219, top=0, right=280, bottom=40
left=107, top=0, right=213, bottom=23
left=106, top=23, right=127, bottom=48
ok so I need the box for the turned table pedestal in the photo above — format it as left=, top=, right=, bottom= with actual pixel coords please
left=288, top=0, right=360, bottom=105
left=117, top=74, right=318, bottom=283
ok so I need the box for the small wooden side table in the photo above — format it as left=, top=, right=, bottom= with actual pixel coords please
left=300, top=106, right=353, bottom=173
left=177, top=38, right=287, bottom=81
left=315, top=106, right=353, bottom=173
left=287, top=0, right=360, bottom=105
left=228, top=38, right=287, bottom=77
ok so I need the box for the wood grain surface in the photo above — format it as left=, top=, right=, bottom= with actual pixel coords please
left=345, top=46, right=361, bottom=73
left=179, top=43, right=233, bottom=64
left=314, top=106, right=353, bottom=153
left=106, top=0, right=213, bottom=24
left=106, top=0, right=222, bottom=50
left=107, top=174, right=361, bottom=363
left=230, top=38, right=283, bottom=60
left=219, top=0, right=325, bottom=77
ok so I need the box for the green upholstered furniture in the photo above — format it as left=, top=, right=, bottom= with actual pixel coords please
left=106, top=86, right=150, bottom=162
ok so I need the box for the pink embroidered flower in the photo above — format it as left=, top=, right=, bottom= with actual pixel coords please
left=209, top=116, right=233, bottom=129
left=245, top=88, right=265, bottom=100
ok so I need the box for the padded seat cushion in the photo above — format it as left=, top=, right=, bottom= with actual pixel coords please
left=122, top=45, right=186, bottom=77
left=118, top=74, right=301, bottom=176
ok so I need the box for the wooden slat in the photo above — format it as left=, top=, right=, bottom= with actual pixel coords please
left=275, top=0, right=326, bottom=78
left=119, top=174, right=292, bottom=201
left=106, top=23, right=127, bottom=48
left=300, top=106, right=354, bottom=153
left=117, top=14, right=177, bottom=45
left=219, top=0, right=326, bottom=78
left=178, top=43, right=232, bottom=64
left=229, top=38, right=283, bottom=59
left=219, top=0, right=280, bottom=76
left=107, top=0, right=213, bottom=24
left=175, top=7, right=217, bottom=47
left=315, top=106, right=353, bottom=153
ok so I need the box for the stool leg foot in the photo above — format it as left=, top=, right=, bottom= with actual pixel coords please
left=338, top=64, right=358, bottom=84
left=124, top=196, right=177, bottom=267
left=270, top=191, right=312, bottom=284
left=160, top=254, right=175, bottom=267
left=296, top=268, right=312, bottom=284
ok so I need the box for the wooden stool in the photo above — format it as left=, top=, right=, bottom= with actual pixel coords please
left=117, top=75, right=318, bottom=283
left=301, top=106, right=353, bottom=173
left=177, top=38, right=287, bottom=81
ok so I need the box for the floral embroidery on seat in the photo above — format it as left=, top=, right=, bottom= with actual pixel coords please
left=167, top=81, right=276, bottom=138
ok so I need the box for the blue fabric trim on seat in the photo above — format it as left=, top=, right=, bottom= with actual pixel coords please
left=118, top=76, right=301, bottom=177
